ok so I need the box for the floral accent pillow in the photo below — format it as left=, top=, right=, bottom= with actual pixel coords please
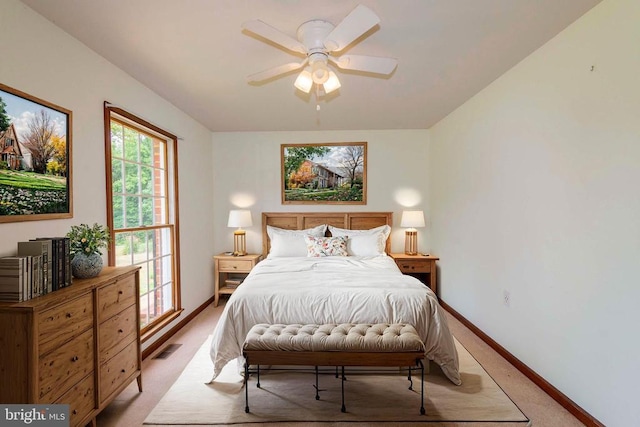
left=304, top=235, right=349, bottom=257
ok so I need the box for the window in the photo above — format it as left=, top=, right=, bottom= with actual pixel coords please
left=104, top=104, right=181, bottom=340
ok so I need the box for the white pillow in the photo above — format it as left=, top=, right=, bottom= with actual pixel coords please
left=267, top=224, right=326, bottom=258
left=328, top=224, right=391, bottom=256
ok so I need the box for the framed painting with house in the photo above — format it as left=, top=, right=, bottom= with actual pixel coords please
left=281, top=142, right=367, bottom=204
left=0, top=83, right=72, bottom=222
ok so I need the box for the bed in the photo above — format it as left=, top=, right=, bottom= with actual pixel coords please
left=209, top=212, right=461, bottom=385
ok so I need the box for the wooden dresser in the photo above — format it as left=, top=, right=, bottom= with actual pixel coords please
left=0, top=266, right=142, bottom=427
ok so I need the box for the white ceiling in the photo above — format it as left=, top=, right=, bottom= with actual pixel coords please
left=20, top=0, right=600, bottom=132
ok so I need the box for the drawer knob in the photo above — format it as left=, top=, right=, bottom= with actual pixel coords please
left=71, top=356, right=79, bottom=362
left=121, top=369, right=126, bottom=373
left=118, top=290, right=124, bottom=295
left=118, top=329, right=124, bottom=333
left=66, top=313, right=72, bottom=318
left=73, top=410, right=77, bottom=415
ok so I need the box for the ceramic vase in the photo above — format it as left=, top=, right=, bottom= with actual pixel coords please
left=71, top=252, right=103, bottom=279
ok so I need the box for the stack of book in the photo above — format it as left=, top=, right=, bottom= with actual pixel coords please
left=0, top=257, right=29, bottom=302
left=0, top=237, right=71, bottom=302
left=224, top=274, right=244, bottom=289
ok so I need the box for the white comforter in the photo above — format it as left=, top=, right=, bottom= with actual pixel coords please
left=209, top=255, right=462, bottom=385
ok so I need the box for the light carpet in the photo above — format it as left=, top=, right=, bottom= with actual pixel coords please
left=144, top=336, right=528, bottom=425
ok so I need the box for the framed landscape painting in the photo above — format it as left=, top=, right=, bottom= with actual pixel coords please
left=0, top=83, right=72, bottom=222
left=281, top=142, right=367, bottom=204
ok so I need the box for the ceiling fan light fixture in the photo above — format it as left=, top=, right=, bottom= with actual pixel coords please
left=243, top=5, right=396, bottom=101
left=310, top=60, right=330, bottom=84
left=323, top=71, right=341, bottom=94
left=294, top=69, right=313, bottom=93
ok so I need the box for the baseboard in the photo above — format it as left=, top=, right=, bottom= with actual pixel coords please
left=440, top=299, right=604, bottom=427
left=141, top=296, right=215, bottom=360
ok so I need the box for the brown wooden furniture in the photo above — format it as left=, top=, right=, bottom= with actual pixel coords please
left=390, top=253, right=439, bottom=294
left=261, top=211, right=393, bottom=255
left=0, top=266, right=142, bottom=427
left=214, top=253, right=261, bottom=307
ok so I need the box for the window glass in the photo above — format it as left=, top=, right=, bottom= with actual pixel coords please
left=106, top=113, right=180, bottom=334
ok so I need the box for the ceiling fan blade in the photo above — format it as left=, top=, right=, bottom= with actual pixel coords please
left=246, top=61, right=306, bottom=83
left=242, top=20, right=307, bottom=54
left=331, top=55, right=397, bottom=75
left=323, top=4, right=380, bottom=52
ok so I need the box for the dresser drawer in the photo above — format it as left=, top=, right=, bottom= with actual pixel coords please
left=38, top=293, right=93, bottom=356
left=218, top=259, right=252, bottom=272
left=97, top=274, right=137, bottom=323
left=99, top=340, right=139, bottom=404
left=98, top=304, right=137, bottom=364
left=396, top=259, right=431, bottom=273
left=39, top=328, right=94, bottom=402
left=54, top=372, right=95, bottom=427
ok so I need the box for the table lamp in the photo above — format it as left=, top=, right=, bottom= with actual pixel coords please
left=227, top=210, right=252, bottom=256
left=400, top=210, right=425, bottom=255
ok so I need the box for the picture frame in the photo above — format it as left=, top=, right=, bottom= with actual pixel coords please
left=0, top=83, right=72, bottom=222
left=281, top=142, right=367, bottom=205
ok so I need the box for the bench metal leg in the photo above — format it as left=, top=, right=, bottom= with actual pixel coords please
left=243, top=358, right=425, bottom=416
left=314, top=366, right=320, bottom=400
left=340, top=366, right=346, bottom=413
left=244, top=360, right=250, bottom=413
left=419, top=359, right=425, bottom=415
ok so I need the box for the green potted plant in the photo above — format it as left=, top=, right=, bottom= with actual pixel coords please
left=66, top=223, right=110, bottom=279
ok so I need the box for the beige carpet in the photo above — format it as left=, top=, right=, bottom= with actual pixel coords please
left=144, top=336, right=528, bottom=425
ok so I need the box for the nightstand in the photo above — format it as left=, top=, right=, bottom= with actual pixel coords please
left=213, top=253, right=261, bottom=307
left=390, top=253, right=439, bottom=295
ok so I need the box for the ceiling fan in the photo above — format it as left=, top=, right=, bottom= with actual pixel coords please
left=242, top=4, right=397, bottom=96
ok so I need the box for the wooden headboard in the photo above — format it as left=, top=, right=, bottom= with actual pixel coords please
left=262, top=212, right=393, bottom=256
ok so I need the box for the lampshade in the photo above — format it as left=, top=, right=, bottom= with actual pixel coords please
left=401, top=210, right=424, bottom=256
left=311, top=61, right=330, bottom=84
left=323, top=71, right=341, bottom=94
left=294, top=69, right=313, bottom=93
left=228, top=210, right=252, bottom=256
left=400, top=210, right=425, bottom=229
left=227, top=210, right=252, bottom=228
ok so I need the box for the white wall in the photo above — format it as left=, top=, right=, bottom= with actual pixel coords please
left=0, top=0, right=216, bottom=347
left=430, top=0, right=639, bottom=425
left=212, top=130, right=431, bottom=255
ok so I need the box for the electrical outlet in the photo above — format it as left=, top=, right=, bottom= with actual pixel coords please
left=503, top=290, right=511, bottom=307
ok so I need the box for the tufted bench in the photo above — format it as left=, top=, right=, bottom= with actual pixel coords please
left=242, top=323, right=426, bottom=414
